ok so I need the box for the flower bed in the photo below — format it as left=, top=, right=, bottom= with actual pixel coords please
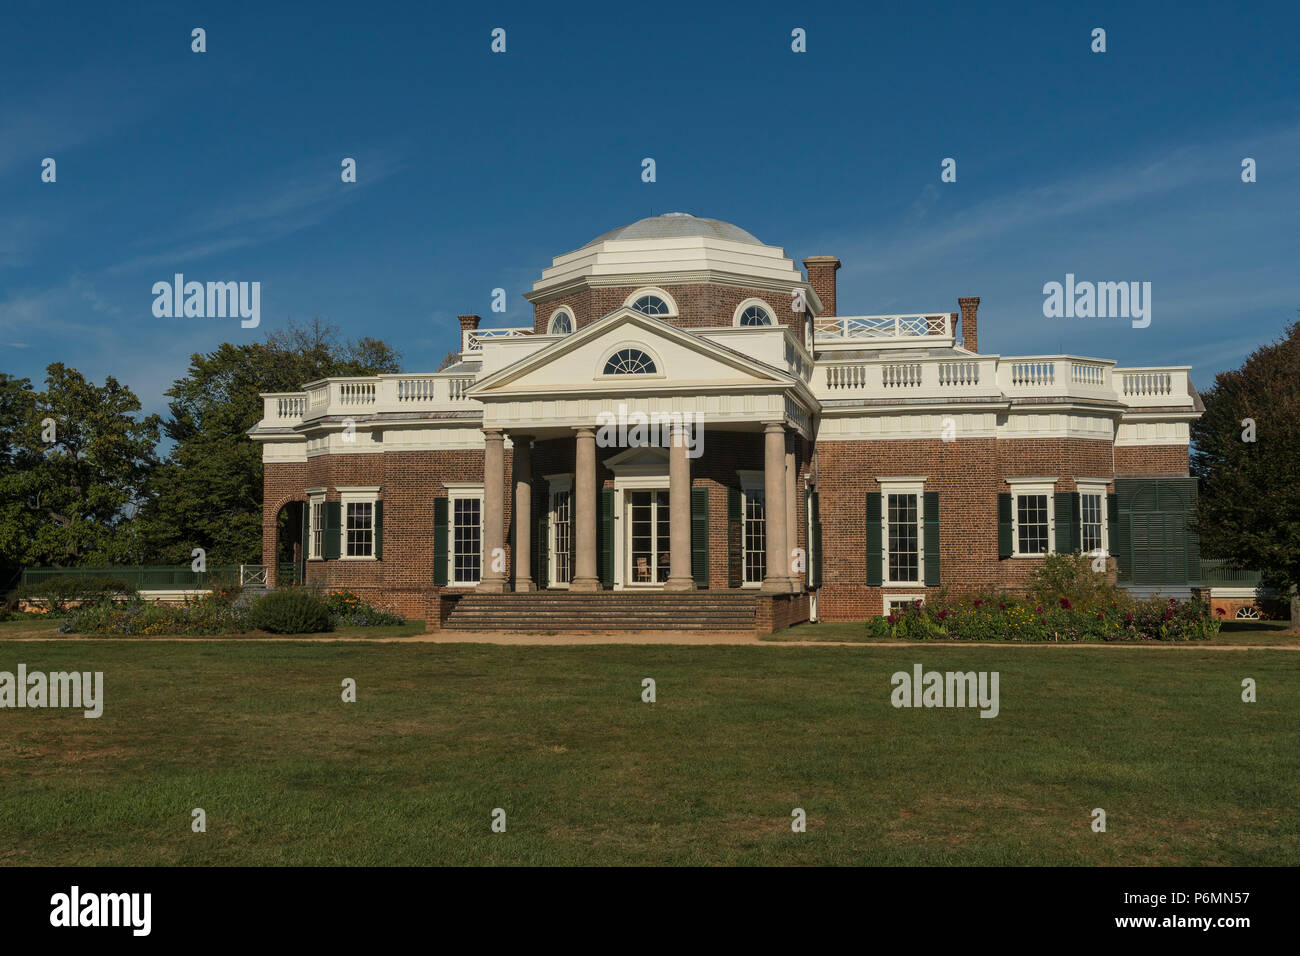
left=867, top=596, right=1220, bottom=642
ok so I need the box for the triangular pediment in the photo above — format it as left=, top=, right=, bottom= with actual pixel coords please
left=468, top=308, right=794, bottom=399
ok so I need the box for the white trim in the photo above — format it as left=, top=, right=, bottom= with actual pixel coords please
left=547, top=307, right=575, bottom=335
left=545, top=474, right=574, bottom=589
left=615, top=485, right=671, bottom=590
left=447, top=487, right=485, bottom=586
left=1076, top=480, right=1109, bottom=557
left=339, top=490, right=379, bottom=561
left=623, top=286, right=679, bottom=317
left=1009, top=481, right=1055, bottom=557
left=884, top=594, right=926, bottom=616
left=733, top=297, right=776, bottom=327
left=879, top=479, right=925, bottom=586
left=307, top=493, right=326, bottom=561
left=596, top=341, right=666, bottom=379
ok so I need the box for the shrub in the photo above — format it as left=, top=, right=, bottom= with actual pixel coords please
left=60, top=594, right=250, bottom=636
left=1028, top=552, right=1131, bottom=613
left=14, top=576, right=138, bottom=613
left=247, top=589, right=333, bottom=634
left=322, top=589, right=404, bottom=627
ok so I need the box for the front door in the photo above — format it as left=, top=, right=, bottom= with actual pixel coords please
left=625, top=489, right=670, bottom=586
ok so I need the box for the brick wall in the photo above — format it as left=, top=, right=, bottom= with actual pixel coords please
left=814, top=436, right=1120, bottom=621
left=1115, top=444, right=1190, bottom=476
left=531, top=281, right=805, bottom=333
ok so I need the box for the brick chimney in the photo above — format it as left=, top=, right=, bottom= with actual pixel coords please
left=458, top=314, right=482, bottom=331
left=957, top=297, right=980, bottom=352
left=803, top=256, right=840, bottom=317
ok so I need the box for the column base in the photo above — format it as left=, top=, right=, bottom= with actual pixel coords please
left=478, top=577, right=509, bottom=594
left=664, top=576, right=696, bottom=591
left=570, top=577, right=602, bottom=592
left=513, top=580, right=538, bottom=592
left=761, top=578, right=797, bottom=594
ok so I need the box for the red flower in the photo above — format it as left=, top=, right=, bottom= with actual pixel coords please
left=1059, top=598, right=1072, bottom=610
left=887, top=614, right=897, bottom=624
left=1035, top=605, right=1043, bottom=614
left=938, top=609, right=950, bottom=620
left=1125, top=613, right=1134, bottom=624
left=999, top=603, right=1006, bottom=610
left=1164, top=610, right=1174, bottom=621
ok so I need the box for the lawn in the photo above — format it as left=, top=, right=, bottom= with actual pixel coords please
left=767, top=618, right=1300, bottom=646
left=0, top=640, right=1296, bottom=865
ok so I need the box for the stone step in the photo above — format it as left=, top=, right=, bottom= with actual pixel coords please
left=445, top=591, right=761, bottom=631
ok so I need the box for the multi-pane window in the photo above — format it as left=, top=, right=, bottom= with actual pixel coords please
left=549, top=311, right=573, bottom=334
left=603, top=348, right=657, bottom=375
left=886, top=493, right=920, bottom=583
left=1016, top=494, right=1050, bottom=555
left=1080, top=492, right=1104, bottom=554
left=631, top=294, right=671, bottom=316
left=310, top=499, right=325, bottom=559
left=452, top=496, right=482, bottom=584
left=551, top=489, right=572, bottom=585
left=743, top=490, right=766, bottom=585
left=345, top=502, right=373, bottom=557
left=739, top=305, right=773, bottom=326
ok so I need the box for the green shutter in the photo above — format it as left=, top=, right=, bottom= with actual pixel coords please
left=1107, top=493, right=1122, bottom=576
left=923, top=491, right=940, bottom=586
left=997, top=493, right=1013, bottom=559
left=432, top=497, right=448, bottom=586
left=298, top=501, right=309, bottom=582
left=598, top=488, right=613, bottom=588
left=324, top=502, right=341, bottom=560
left=691, top=486, right=709, bottom=588
left=373, top=501, right=383, bottom=560
left=866, top=492, right=882, bottom=586
left=535, top=506, right=548, bottom=589
left=1055, top=492, right=1078, bottom=555
left=727, top=487, right=743, bottom=588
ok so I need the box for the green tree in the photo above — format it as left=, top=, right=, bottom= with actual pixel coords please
left=1191, top=319, right=1300, bottom=624
left=137, top=319, right=401, bottom=565
left=0, top=364, right=161, bottom=569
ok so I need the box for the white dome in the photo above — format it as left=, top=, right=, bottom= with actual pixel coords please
left=583, top=213, right=763, bottom=248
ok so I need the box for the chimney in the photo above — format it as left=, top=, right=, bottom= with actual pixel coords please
left=957, top=297, right=980, bottom=352
left=803, top=256, right=840, bottom=317
left=458, top=314, right=482, bottom=332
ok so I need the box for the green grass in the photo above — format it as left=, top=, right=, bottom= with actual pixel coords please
left=767, top=618, right=1300, bottom=646
left=1, top=641, right=1296, bottom=865
left=0, top=618, right=427, bottom=639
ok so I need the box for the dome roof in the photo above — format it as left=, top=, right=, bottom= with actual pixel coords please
left=582, top=212, right=763, bottom=248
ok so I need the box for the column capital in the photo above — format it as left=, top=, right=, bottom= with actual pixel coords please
left=573, top=426, right=596, bottom=439
left=483, top=427, right=505, bottom=441
left=763, top=420, right=786, bottom=434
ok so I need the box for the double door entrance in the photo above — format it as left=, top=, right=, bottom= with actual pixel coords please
left=624, top=489, right=671, bottom=586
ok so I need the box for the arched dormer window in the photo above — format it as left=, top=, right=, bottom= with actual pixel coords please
left=738, top=303, right=774, bottom=326
left=624, top=288, right=678, bottom=317
left=548, top=309, right=574, bottom=335
left=603, top=348, right=658, bottom=375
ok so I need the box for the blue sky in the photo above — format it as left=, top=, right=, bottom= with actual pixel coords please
left=2, top=0, right=1297, bottom=416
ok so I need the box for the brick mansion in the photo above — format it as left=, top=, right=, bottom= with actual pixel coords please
left=251, top=213, right=1204, bottom=632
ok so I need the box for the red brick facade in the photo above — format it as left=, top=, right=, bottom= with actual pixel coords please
left=532, top=282, right=805, bottom=333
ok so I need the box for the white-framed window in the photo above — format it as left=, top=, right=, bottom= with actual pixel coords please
left=879, top=478, right=925, bottom=585
left=338, top=487, right=380, bottom=560
left=446, top=486, right=484, bottom=585
left=602, top=347, right=659, bottom=375
left=1008, top=479, right=1056, bottom=557
left=548, top=308, right=574, bottom=335
left=733, top=298, right=775, bottom=327
left=307, top=489, right=326, bottom=560
left=1077, top=481, right=1108, bottom=556
left=884, top=594, right=926, bottom=617
left=737, top=471, right=766, bottom=587
left=546, top=474, right=573, bottom=587
left=624, top=287, right=678, bottom=317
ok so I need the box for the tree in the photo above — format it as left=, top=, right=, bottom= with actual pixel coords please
left=1191, top=318, right=1300, bottom=624
left=0, top=364, right=161, bottom=569
left=136, top=319, right=402, bottom=566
